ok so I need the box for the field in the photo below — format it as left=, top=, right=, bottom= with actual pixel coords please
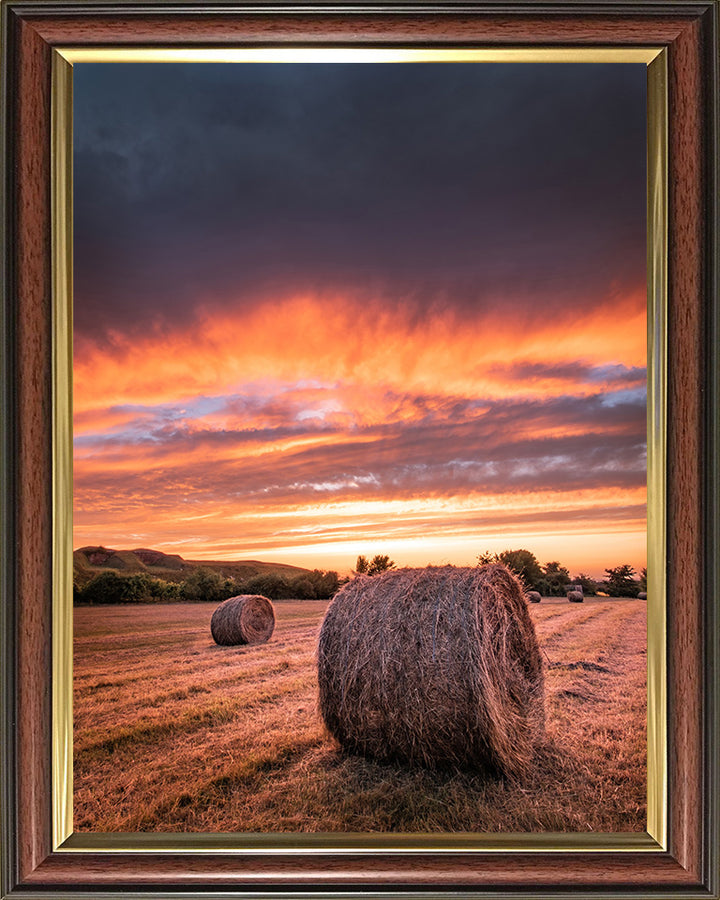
left=74, top=596, right=646, bottom=833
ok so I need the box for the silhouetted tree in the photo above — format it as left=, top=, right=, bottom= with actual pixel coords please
left=543, top=560, right=571, bottom=596
left=367, top=555, right=396, bottom=576
left=572, top=573, right=598, bottom=596
left=355, top=554, right=395, bottom=576
left=604, top=564, right=639, bottom=597
left=477, top=551, right=499, bottom=566
left=497, top=549, right=544, bottom=591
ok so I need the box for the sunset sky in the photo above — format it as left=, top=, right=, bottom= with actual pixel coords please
left=73, top=62, right=647, bottom=578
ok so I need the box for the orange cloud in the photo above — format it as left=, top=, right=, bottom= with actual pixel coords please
left=73, top=286, right=647, bottom=573
left=74, top=288, right=646, bottom=414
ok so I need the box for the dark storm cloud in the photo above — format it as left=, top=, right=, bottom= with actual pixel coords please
left=73, top=62, right=646, bottom=340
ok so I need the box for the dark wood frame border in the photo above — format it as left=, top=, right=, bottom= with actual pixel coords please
left=1, top=2, right=718, bottom=897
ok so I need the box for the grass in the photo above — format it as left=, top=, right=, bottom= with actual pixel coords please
left=73, top=596, right=646, bottom=832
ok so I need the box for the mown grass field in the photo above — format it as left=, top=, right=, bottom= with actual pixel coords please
left=74, top=596, right=646, bottom=833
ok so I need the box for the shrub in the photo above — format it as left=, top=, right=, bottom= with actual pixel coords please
left=180, top=568, right=236, bottom=603
left=156, top=579, right=181, bottom=600
left=314, top=569, right=339, bottom=598
left=239, top=572, right=294, bottom=600
left=79, top=571, right=136, bottom=604
left=80, top=571, right=119, bottom=604
left=289, top=576, right=317, bottom=600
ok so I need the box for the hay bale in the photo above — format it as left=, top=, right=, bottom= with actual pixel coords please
left=638, top=591, right=647, bottom=600
left=317, top=564, right=544, bottom=777
left=211, top=595, right=275, bottom=645
left=526, top=590, right=542, bottom=603
left=567, top=591, right=583, bottom=603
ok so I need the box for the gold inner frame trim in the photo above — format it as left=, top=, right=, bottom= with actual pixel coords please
left=51, top=48, right=74, bottom=854
left=645, top=49, right=668, bottom=853
left=52, top=45, right=668, bottom=854
left=58, top=47, right=662, bottom=65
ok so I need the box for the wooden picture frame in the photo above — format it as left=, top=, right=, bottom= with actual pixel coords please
left=1, top=1, right=718, bottom=896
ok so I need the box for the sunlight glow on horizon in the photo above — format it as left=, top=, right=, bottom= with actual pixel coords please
left=72, top=530, right=646, bottom=583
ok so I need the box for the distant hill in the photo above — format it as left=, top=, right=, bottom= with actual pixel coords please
left=73, top=546, right=312, bottom=587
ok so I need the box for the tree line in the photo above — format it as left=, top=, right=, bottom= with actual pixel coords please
left=477, top=548, right=646, bottom=597
left=74, top=566, right=340, bottom=605
left=75, top=548, right=646, bottom=605
left=352, top=551, right=645, bottom=597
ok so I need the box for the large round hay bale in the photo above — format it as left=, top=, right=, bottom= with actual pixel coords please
left=317, top=564, right=544, bottom=777
left=638, top=591, right=647, bottom=600
left=211, top=595, right=275, bottom=646
left=526, top=590, right=542, bottom=603
left=567, top=591, right=583, bottom=603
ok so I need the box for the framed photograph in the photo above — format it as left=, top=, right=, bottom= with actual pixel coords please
left=1, top=2, right=718, bottom=898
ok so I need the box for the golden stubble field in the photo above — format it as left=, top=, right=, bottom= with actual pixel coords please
left=73, top=596, right=646, bottom=832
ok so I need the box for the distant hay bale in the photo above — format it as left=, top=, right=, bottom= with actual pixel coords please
left=526, top=590, right=542, bottom=603
left=638, top=591, right=647, bottom=600
left=211, top=595, right=275, bottom=646
left=317, top=564, right=544, bottom=778
left=567, top=591, right=584, bottom=603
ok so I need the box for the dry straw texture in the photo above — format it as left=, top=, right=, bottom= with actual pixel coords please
left=211, top=595, right=275, bottom=646
left=526, top=591, right=542, bottom=603
left=567, top=591, right=584, bottom=603
left=317, top=564, right=545, bottom=778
